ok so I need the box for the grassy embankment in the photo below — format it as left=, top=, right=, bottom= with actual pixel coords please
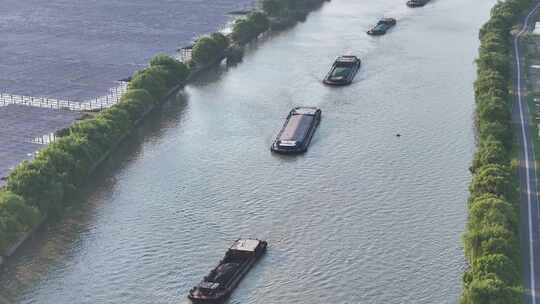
left=0, top=0, right=329, bottom=257
left=460, top=0, right=532, bottom=303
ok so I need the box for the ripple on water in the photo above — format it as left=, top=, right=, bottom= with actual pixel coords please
left=1, top=0, right=495, bottom=303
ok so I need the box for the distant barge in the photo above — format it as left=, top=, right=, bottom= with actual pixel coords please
left=271, top=107, right=322, bottom=154
left=407, top=0, right=430, bottom=7
left=367, top=18, right=397, bottom=36
left=323, top=55, right=361, bottom=86
left=188, top=239, right=267, bottom=303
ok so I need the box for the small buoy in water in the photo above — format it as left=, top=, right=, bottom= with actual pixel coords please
left=396, top=133, right=401, bottom=137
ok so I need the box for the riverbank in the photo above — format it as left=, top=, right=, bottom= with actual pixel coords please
left=460, top=0, right=533, bottom=302
left=0, top=0, right=330, bottom=268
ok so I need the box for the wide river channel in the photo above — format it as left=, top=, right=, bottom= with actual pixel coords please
left=0, top=0, right=496, bottom=303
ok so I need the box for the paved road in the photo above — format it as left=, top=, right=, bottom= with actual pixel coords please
left=513, top=2, right=540, bottom=303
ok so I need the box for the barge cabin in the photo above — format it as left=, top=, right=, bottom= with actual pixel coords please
left=188, top=239, right=267, bottom=303
left=406, top=0, right=430, bottom=7
left=271, top=107, right=322, bottom=154
left=323, top=55, right=361, bottom=86
left=367, top=18, right=397, bottom=36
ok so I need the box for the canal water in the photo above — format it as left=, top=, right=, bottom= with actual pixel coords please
left=0, top=0, right=495, bottom=303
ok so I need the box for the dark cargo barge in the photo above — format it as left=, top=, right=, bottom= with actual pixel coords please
left=188, top=239, right=267, bottom=303
left=406, top=0, right=430, bottom=7
left=323, top=56, right=361, bottom=86
left=367, top=18, right=397, bottom=36
left=271, top=107, right=322, bottom=154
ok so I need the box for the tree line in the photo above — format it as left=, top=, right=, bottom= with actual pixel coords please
left=461, top=0, right=531, bottom=303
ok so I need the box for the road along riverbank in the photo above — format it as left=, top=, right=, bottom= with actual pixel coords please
left=460, top=0, right=539, bottom=303
left=514, top=2, right=540, bottom=303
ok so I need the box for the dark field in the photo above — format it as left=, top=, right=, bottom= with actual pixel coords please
left=0, top=0, right=253, bottom=100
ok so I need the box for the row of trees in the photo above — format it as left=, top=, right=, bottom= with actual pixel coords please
left=461, top=0, right=531, bottom=303
left=0, top=54, right=189, bottom=254
left=191, top=33, right=230, bottom=67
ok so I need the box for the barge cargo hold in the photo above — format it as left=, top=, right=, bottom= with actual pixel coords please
left=367, top=18, right=397, bottom=36
left=188, top=239, right=267, bottom=303
left=271, top=107, right=322, bottom=154
left=323, top=55, right=361, bottom=86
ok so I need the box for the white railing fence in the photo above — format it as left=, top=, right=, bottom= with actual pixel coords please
left=0, top=82, right=128, bottom=111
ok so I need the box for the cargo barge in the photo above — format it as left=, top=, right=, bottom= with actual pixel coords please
left=323, top=55, right=361, bottom=86
left=271, top=107, right=322, bottom=154
left=406, top=0, right=430, bottom=7
left=188, top=239, right=267, bottom=303
left=367, top=18, right=397, bottom=36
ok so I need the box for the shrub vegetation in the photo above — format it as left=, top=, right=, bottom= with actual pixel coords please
left=461, top=0, right=532, bottom=302
left=191, top=33, right=230, bottom=67
left=231, top=12, right=270, bottom=45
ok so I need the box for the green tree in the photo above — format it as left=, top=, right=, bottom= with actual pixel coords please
left=476, top=96, right=510, bottom=127
left=474, top=72, right=508, bottom=102
left=99, top=106, right=132, bottom=141
left=0, top=215, right=22, bottom=253
left=472, top=254, right=519, bottom=285
left=470, top=137, right=508, bottom=173
left=479, top=32, right=508, bottom=54
left=192, top=36, right=223, bottom=66
left=478, top=120, right=512, bottom=147
left=121, top=88, right=154, bottom=105
left=468, top=194, right=516, bottom=231
left=128, top=68, right=168, bottom=100
left=461, top=275, right=520, bottom=304
left=149, top=54, right=190, bottom=86
left=52, top=134, right=95, bottom=180
left=463, top=225, right=516, bottom=262
left=0, top=191, right=40, bottom=230
left=6, top=159, right=65, bottom=214
left=476, top=52, right=510, bottom=80
left=469, top=164, right=511, bottom=199
left=210, top=33, right=229, bottom=51
left=231, top=12, right=270, bottom=45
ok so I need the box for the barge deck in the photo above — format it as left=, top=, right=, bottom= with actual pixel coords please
left=271, top=107, right=322, bottom=154
left=188, top=239, right=267, bottom=303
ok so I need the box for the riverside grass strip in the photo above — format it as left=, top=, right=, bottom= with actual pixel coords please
left=0, top=0, right=329, bottom=260
left=460, top=0, right=533, bottom=303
